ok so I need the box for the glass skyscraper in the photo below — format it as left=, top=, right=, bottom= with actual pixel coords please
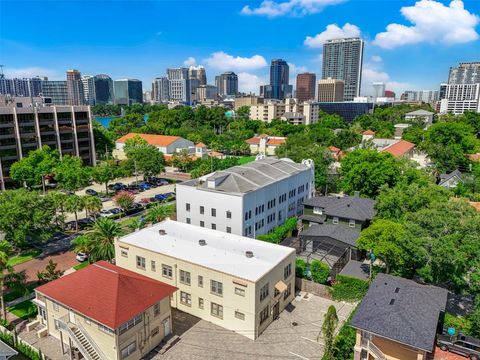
left=114, top=79, right=143, bottom=105
left=270, top=59, right=290, bottom=100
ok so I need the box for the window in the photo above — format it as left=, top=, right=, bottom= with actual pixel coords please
left=235, top=311, right=245, bottom=320
left=260, top=283, right=269, bottom=301
left=200, top=206, right=204, bottom=215
left=349, top=219, right=356, bottom=228
left=180, top=291, right=192, bottom=306
left=120, top=250, right=128, bottom=258
left=120, top=341, right=136, bottom=359
left=226, top=211, right=232, bottom=219
left=332, top=217, right=339, bottom=224
left=198, top=275, right=203, bottom=287
left=211, top=280, right=223, bottom=296
left=235, top=287, right=245, bottom=297
left=198, top=298, right=204, bottom=309
left=162, top=264, right=172, bottom=279
left=211, top=302, right=223, bottom=319
left=226, top=227, right=231, bottom=233
left=211, top=208, right=216, bottom=217
left=284, top=283, right=292, bottom=300
left=154, top=303, right=160, bottom=317
left=151, top=260, right=156, bottom=272
left=180, top=270, right=191, bottom=285
left=211, top=223, right=216, bottom=230
left=200, top=221, right=205, bottom=227
left=260, top=306, right=269, bottom=324
left=119, top=314, right=142, bottom=334
left=98, top=324, right=114, bottom=335
left=136, top=256, right=146, bottom=270
left=284, top=263, right=292, bottom=279
left=186, top=218, right=191, bottom=224
left=151, top=327, right=159, bottom=337
left=186, top=203, right=190, bottom=212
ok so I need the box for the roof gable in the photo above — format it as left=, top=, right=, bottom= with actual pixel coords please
left=381, top=140, right=415, bottom=157
left=116, top=133, right=181, bottom=147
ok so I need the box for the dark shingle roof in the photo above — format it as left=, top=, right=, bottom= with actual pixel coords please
left=350, top=273, right=448, bottom=352
left=301, top=224, right=360, bottom=247
left=339, top=260, right=370, bottom=280
left=439, top=169, right=463, bottom=184
left=299, top=214, right=326, bottom=223
left=303, top=195, right=376, bottom=222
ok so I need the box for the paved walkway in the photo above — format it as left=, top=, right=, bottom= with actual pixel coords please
left=13, top=251, right=77, bottom=283
left=433, top=347, right=468, bottom=360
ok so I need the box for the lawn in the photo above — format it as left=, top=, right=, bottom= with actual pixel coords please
left=4, top=285, right=35, bottom=303
left=73, top=262, right=89, bottom=271
left=237, top=156, right=256, bottom=165
left=7, top=249, right=42, bottom=267
left=7, top=300, right=37, bottom=320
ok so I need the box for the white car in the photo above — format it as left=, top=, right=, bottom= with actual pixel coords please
left=98, top=209, right=114, bottom=218
left=76, top=253, right=88, bottom=262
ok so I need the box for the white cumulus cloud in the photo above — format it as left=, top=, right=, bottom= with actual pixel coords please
left=183, top=57, right=197, bottom=66
left=204, top=51, right=268, bottom=71
left=304, top=23, right=361, bottom=48
left=238, top=72, right=268, bottom=94
left=370, top=55, right=382, bottom=63
left=4, top=67, right=63, bottom=80
left=373, top=0, right=479, bottom=49
left=241, top=0, right=345, bottom=17
left=361, top=65, right=413, bottom=97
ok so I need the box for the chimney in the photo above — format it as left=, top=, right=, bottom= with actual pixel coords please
left=199, top=239, right=207, bottom=246
left=245, top=251, right=254, bottom=258
left=159, top=229, right=166, bottom=235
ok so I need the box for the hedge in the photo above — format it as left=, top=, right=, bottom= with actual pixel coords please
left=257, top=217, right=297, bottom=244
left=330, top=308, right=357, bottom=360
left=330, top=274, right=369, bottom=302
left=295, top=258, right=330, bottom=285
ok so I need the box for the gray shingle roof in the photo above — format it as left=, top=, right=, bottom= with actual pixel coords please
left=0, top=340, right=17, bottom=357
left=405, top=109, right=434, bottom=116
left=181, top=158, right=311, bottom=194
left=339, top=260, right=370, bottom=280
left=350, top=273, right=448, bottom=352
left=300, top=224, right=360, bottom=247
left=303, top=195, right=375, bottom=222
left=439, top=169, right=463, bottom=183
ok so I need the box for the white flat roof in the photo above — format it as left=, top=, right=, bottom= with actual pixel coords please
left=117, top=220, right=295, bottom=282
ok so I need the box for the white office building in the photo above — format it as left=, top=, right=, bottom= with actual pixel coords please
left=81, top=75, right=96, bottom=105
left=439, top=83, right=480, bottom=114
left=176, top=158, right=315, bottom=237
left=167, top=68, right=190, bottom=104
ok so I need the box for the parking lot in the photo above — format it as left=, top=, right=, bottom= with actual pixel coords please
left=153, top=292, right=355, bottom=360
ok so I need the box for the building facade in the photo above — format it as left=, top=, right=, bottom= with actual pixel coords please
left=152, top=77, right=170, bottom=103
left=269, top=59, right=290, bottom=100
left=114, top=79, right=143, bottom=105
left=188, top=66, right=207, bottom=86
left=0, top=76, right=43, bottom=97
left=234, top=95, right=264, bottom=110
left=0, top=104, right=96, bottom=189
left=66, top=70, right=85, bottom=106
left=296, top=73, right=316, bottom=102
left=215, top=72, right=238, bottom=97
left=401, top=90, right=439, bottom=103
left=439, top=83, right=480, bottom=114
left=448, top=62, right=480, bottom=85
left=245, top=135, right=286, bottom=156
left=115, top=219, right=297, bottom=340
left=196, top=85, right=218, bottom=101
left=41, top=81, right=68, bottom=105
left=317, top=78, right=345, bottom=102
left=167, top=68, right=191, bottom=104
left=176, top=157, right=315, bottom=237
left=93, top=74, right=114, bottom=104
left=81, top=75, right=96, bottom=105
left=322, top=38, right=364, bottom=101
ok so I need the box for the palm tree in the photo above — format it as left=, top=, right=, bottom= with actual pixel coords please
left=47, top=191, right=68, bottom=227
left=146, top=204, right=174, bottom=224
left=71, top=234, right=93, bottom=256
left=127, top=217, right=146, bottom=232
left=0, top=241, right=13, bottom=320
left=87, top=218, right=122, bottom=262
left=65, top=195, right=85, bottom=232
left=83, top=195, right=102, bottom=219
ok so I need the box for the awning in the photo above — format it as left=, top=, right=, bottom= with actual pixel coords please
left=275, top=280, right=288, bottom=293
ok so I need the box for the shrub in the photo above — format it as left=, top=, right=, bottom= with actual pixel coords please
left=331, top=274, right=369, bottom=302
left=296, top=258, right=306, bottom=278
left=257, top=217, right=297, bottom=244
left=331, top=309, right=357, bottom=360
left=310, top=260, right=330, bottom=285
left=444, top=313, right=472, bottom=335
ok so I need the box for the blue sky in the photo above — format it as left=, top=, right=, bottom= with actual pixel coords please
left=0, top=0, right=479, bottom=96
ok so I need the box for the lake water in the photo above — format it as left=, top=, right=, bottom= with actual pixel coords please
left=95, top=115, right=148, bottom=128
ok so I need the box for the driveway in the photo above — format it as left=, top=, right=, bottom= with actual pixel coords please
left=14, top=251, right=78, bottom=283
left=153, top=292, right=355, bottom=360
left=433, top=347, right=469, bottom=360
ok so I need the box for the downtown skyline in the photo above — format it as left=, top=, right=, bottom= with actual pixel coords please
left=1, top=0, right=479, bottom=96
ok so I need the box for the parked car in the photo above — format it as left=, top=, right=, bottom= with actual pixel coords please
left=157, top=179, right=169, bottom=186
left=138, top=182, right=151, bottom=191
left=125, top=203, right=144, bottom=216
left=78, top=218, right=94, bottom=229
left=85, top=189, right=98, bottom=196
left=437, top=333, right=480, bottom=360
left=98, top=209, right=114, bottom=218
left=154, top=194, right=167, bottom=202
left=76, top=253, right=88, bottom=262
left=108, top=183, right=126, bottom=191
left=109, top=208, right=122, bottom=215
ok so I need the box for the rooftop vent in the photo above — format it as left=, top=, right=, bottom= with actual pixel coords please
left=199, top=239, right=207, bottom=246
left=159, top=229, right=166, bottom=236
left=245, top=251, right=254, bottom=258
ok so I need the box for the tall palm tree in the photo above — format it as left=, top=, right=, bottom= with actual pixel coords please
left=65, top=195, right=85, bottom=232
left=146, top=204, right=174, bottom=224
left=0, top=241, right=13, bottom=320
left=71, top=235, right=93, bottom=255
left=87, top=218, right=122, bottom=262
left=83, top=195, right=102, bottom=219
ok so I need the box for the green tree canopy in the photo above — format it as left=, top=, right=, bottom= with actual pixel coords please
left=54, top=155, right=91, bottom=191
left=123, top=136, right=165, bottom=179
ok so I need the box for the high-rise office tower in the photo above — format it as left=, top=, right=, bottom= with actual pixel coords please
left=317, top=78, right=345, bottom=102
left=113, top=79, right=143, bottom=105
left=189, top=66, right=207, bottom=86
left=41, top=81, right=68, bottom=105
left=296, top=73, right=316, bottom=102
left=81, top=75, right=96, bottom=105
left=152, top=77, right=170, bottom=103
left=215, top=72, right=238, bottom=97
left=66, top=69, right=85, bottom=105
left=322, top=38, right=364, bottom=101
left=270, top=59, right=290, bottom=100
left=372, top=82, right=386, bottom=99
left=0, top=77, right=43, bottom=97
left=401, top=90, right=439, bottom=103
left=448, top=62, right=480, bottom=85
left=93, top=74, right=113, bottom=104
left=167, top=68, right=191, bottom=104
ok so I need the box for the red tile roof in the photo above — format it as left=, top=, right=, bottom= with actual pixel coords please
left=196, top=142, right=207, bottom=148
left=328, top=146, right=341, bottom=152
left=245, top=136, right=286, bottom=146
left=469, top=153, right=480, bottom=162
left=381, top=140, right=416, bottom=157
left=245, top=137, right=260, bottom=144
left=116, top=133, right=181, bottom=147
left=267, top=138, right=286, bottom=145
left=36, top=261, right=176, bottom=329
left=469, top=201, right=480, bottom=212
left=362, top=130, right=375, bottom=135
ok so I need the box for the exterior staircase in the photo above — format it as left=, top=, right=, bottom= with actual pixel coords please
left=71, top=328, right=102, bottom=360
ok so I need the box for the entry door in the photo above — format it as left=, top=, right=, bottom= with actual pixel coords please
left=273, top=302, right=280, bottom=319
left=163, top=318, right=171, bottom=336
left=69, top=311, right=76, bottom=324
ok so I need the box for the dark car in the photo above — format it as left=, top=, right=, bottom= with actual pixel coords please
left=156, top=179, right=169, bottom=186
left=85, top=189, right=98, bottom=196
left=125, top=203, right=144, bottom=216
left=109, top=183, right=126, bottom=191
left=437, top=333, right=480, bottom=360
left=109, top=208, right=122, bottom=215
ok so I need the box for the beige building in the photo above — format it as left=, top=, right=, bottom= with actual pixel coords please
left=249, top=98, right=320, bottom=125
left=31, top=261, right=176, bottom=360
left=115, top=219, right=296, bottom=340
left=245, top=134, right=286, bottom=155
left=317, top=78, right=345, bottom=102
left=234, top=95, right=264, bottom=110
